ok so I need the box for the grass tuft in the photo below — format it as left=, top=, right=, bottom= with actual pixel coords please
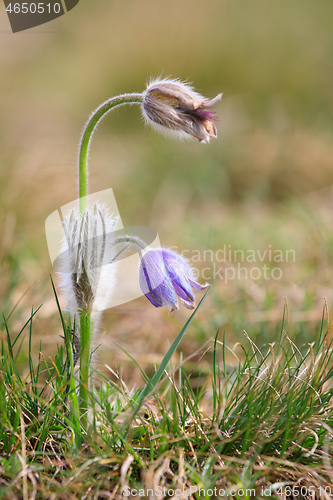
left=1, top=298, right=333, bottom=498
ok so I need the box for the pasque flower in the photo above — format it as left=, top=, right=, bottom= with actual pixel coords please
left=52, top=75, right=220, bottom=437
left=141, top=78, right=222, bottom=143
left=139, top=248, right=209, bottom=313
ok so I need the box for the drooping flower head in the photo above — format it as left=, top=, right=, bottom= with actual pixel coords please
left=139, top=248, right=209, bottom=313
left=141, top=78, right=222, bottom=143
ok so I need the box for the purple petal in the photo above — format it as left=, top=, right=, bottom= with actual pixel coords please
left=179, top=297, right=196, bottom=310
left=139, top=250, right=179, bottom=310
left=189, top=279, right=210, bottom=291
left=172, top=281, right=194, bottom=302
left=144, top=292, right=162, bottom=308
left=195, top=108, right=218, bottom=122
left=162, top=250, right=195, bottom=302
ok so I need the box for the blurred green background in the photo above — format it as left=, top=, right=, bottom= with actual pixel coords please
left=1, top=0, right=333, bottom=381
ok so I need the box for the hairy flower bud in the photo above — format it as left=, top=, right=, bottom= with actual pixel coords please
left=139, top=248, right=209, bottom=313
left=58, top=203, right=118, bottom=313
left=141, top=78, right=222, bottom=143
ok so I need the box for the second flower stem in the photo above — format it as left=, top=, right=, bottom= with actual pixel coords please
left=79, top=309, right=92, bottom=430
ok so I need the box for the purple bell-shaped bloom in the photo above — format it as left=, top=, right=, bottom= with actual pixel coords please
left=139, top=248, right=209, bottom=313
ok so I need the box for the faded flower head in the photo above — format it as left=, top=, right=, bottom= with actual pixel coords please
left=139, top=248, right=209, bottom=313
left=141, top=78, right=222, bottom=143
left=57, top=203, right=118, bottom=312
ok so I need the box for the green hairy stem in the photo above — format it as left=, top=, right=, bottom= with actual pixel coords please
left=78, top=93, right=142, bottom=212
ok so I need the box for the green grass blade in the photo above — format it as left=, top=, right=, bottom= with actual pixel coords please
left=134, top=287, right=211, bottom=411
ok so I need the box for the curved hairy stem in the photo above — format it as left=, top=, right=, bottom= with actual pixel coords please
left=78, top=93, right=143, bottom=212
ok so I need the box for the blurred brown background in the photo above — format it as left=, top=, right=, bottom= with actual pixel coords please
left=1, top=0, right=333, bottom=381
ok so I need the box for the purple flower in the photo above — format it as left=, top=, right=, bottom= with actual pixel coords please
left=139, top=248, right=209, bottom=313
left=141, top=78, right=222, bottom=143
